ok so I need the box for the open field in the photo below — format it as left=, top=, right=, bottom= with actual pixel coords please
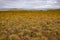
left=0, top=10, right=60, bottom=40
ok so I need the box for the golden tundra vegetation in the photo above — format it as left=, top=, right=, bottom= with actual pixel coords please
left=0, top=9, right=60, bottom=40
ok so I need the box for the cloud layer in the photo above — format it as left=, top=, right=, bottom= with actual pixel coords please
left=0, top=0, right=60, bottom=10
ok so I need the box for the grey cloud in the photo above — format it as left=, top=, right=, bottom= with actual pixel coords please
left=0, top=0, right=60, bottom=10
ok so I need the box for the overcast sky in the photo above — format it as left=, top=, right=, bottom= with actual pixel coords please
left=0, top=0, right=60, bottom=10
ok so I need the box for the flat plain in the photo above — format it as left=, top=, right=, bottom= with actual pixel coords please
left=0, top=10, right=60, bottom=40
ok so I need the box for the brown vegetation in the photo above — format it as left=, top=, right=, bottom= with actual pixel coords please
left=0, top=10, right=60, bottom=40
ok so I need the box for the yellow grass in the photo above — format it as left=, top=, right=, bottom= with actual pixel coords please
left=0, top=9, right=60, bottom=40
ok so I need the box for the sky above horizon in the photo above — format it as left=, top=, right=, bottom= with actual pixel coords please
left=0, top=0, right=60, bottom=9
